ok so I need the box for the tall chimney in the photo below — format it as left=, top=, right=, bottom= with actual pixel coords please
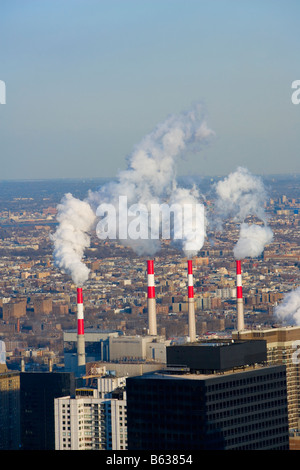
left=77, top=287, right=86, bottom=369
left=187, top=259, right=196, bottom=342
left=147, top=260, right=157, bottom=336
left=236, top=260, right=244, bottom=332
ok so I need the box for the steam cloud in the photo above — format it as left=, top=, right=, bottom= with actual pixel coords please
left=169, top=185, right=206, bottom=259
left=213, top=166, right=273, bottom=259
left=89, top=103, right=213, bottom=257
left=52, top=104, right=213, bottom=282
left=274, top=287, right=300, bottom=326
left=214, top=166, right=268, bottom=223
left=51, top=193, right=96, bottom=286
left=233, top=223, right=273, bottom=259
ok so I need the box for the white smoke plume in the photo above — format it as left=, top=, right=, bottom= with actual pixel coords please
left=213, top=166, right=273, bottom=258
left=274, top=286, right=300, bottom=325
left=51, top=193, right=96, bottom=286
left=233, top=223, right=273, bottom=259
left=51, top=104, right=213, bottom=280
left=169, top=185, right=206, bottom=259
left=214, top=166, right=268, bottom=223
left=89, top=103, right=213, bottom=257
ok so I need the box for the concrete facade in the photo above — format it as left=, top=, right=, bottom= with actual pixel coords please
left=233, top=326, right=300, bottom=432
left=55, top=376, right=127, bottom=450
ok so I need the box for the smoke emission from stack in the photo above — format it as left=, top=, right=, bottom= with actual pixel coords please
left=233, top=223, right=273, bottom=260
left=213, top=166, right=273, bottom=259
left=51, top=105, right=214, bottom=354
left=274, top=286, right=300, bottom=325
left=169, top=185, right=206, bottom=259
left=89, top=103, right=213, bottom=257
left=52, top=105, right=213, bottom=267
left=51, top=193, right=96, bottom=286
left=92, top=106, right=211, bottom=337
left=214, top=166, right=268, bottom=223
left=187, top=259, right=196, bottom=342
left=51, top=194, right=95, bottom=373
left=212, top=167, right=274, bottom=333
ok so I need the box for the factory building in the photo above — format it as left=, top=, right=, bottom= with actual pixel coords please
left=109, top=334, right=168, bottom=363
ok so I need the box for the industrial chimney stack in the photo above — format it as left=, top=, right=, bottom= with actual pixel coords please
left=236, top=260, right=245, bottom=332
left=187, top=259, right=196, bottom=342
left=147, top=260, right=157, bottom=336
left=76, top=287, right=86, bottom=370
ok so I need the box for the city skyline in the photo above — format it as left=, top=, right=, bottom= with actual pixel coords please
left=1, top=0, right=300, bottom=180
left=0, top=159, right=299, bottom=450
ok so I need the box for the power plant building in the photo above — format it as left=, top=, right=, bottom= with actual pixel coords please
left=109, top=335, right=168, bottom=363
left=63, top=329, right=120, bottom=375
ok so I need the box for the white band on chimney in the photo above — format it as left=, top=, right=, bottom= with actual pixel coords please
left=77, top=303, right=84, bottom=319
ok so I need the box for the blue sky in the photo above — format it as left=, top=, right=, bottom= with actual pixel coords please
left=0, top=0, right=299, bottom=180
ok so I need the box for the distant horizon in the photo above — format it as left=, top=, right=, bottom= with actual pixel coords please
left=0, top=172, right=299, bottom=183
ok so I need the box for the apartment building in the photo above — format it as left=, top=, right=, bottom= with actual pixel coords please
left=54, top=376, right=127, bottom=450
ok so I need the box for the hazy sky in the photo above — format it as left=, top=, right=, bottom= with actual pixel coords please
left=1, top=0, right=299, bottom=180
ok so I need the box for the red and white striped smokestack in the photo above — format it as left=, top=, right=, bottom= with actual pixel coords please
left=147, top=260, right=157, bottom=336
left=236, top=260, right=244, bottom=332
left=77, top=287, right=86, bottom=368
left=187, top=259, right=196, bottom=342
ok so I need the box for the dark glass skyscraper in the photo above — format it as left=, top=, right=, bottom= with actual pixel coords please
left=20, top=371, right=75, bottom=450
left=126, top=340, right=290, bottom=450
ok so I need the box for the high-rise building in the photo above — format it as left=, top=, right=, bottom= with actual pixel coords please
left=232, top=326, right=300, bottom=435
left=54, top=375, right=127, bottom=450
left=20, top=371, right=75, bottom=450
left=0, top=366, right=20, bottom=450
left=126, top=340, right=289, bottom=450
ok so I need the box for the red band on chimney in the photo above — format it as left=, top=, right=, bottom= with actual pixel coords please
left=187, top=260, right=193, bottom=275
left=77, top=319, right=84, bottom=335
left=147, top=260, right=154, bottom=275
left=148, top=286, right=155, bottom=298
left=77, top=287, right=83, bottom=304
left=236, top=260, right=241, bottom=275
left=237, top=286, right=243, bottom=298
left=188, top=286, right=194, bottom=298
